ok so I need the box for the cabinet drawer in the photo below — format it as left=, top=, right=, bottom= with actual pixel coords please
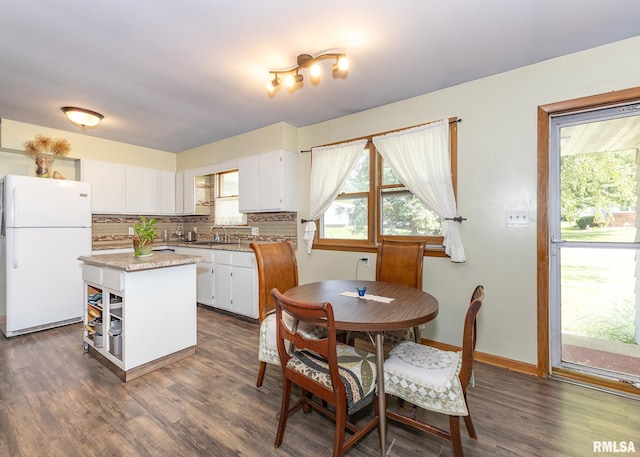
left=103, top=268, right=124, bottom=291
left=174, top=247, right=214, bottom=263
left=82, top=265, right=102, bottom=285
left=216, top=250, right=232, bottom=265
left=233, top=252, right=255, bottom=268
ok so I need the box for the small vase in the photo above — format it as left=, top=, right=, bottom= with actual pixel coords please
left=133, top=237, right=153, bottom=256
left=35, top=153, right=54, bottom=178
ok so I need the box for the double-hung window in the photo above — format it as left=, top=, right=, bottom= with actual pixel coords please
left=214, top=170, right=246, bottom=226
left=314, top=118, right=458, bottom=257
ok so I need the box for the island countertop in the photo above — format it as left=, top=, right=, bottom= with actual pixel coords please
left=78, top=251, right=205, bottom=272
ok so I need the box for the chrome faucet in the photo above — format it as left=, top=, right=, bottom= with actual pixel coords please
left=222, top=226, right=228, bottom=242
left=235, top=231, right=240, bottom=246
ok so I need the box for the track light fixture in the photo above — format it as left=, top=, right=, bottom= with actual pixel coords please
left=266, top=51, right=349, bottom=94
left=61, top=106, right=104, bottom=130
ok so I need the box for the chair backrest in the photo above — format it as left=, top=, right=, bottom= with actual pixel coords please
left=376, top=239, right=426, bottom=289
left=271, top=288, right=342, bottom=395
left=459, top=285, right=485, bottom=389
left=250, top=242, right=299, bottom=322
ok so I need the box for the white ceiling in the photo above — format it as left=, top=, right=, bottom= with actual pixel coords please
left=1, top=1, right=639, bottom=153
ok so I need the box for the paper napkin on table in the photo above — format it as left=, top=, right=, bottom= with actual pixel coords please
left=340, top=291, right=394, bottom=303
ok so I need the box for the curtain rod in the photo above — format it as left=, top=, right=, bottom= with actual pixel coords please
left=299, top=117, right=461, bottom=153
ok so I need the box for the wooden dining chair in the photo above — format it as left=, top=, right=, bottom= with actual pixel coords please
left=251, top=241, right=300, bottom=387
left=251, top=241, right=330, bottom=388
left=382, top=285, right=485, bottom=457
left=351, top=239, right=426, bottom=352
left=271, top=288, right=379, bottom=457
left=377, top=239, right=426, bottom=344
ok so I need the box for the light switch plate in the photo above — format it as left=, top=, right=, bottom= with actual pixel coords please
left=251, top=227, right=259, bottom=236
left=506, top=209, right=530, bottom=225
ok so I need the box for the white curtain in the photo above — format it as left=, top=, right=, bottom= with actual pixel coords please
left=372, top=119, right=465, bottom=262
left=214, top=197, right=246, bottom=226
left=305, top=139, right=368, bottom=254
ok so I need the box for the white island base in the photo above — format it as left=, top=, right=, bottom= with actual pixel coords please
left=79, top=252, right=203, bottom=382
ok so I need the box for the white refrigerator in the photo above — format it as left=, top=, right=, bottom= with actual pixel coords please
left=0, top=174, right=92, bottom=337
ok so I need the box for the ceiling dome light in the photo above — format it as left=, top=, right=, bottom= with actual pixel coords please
left=61, top=106, right=104, bottom=129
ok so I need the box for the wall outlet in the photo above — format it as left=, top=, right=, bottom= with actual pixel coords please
left=128, top=227, right=134, bottom=235
left=251, top=227, right=259, bottom=236
left=506, top=209, right=530, bottom=225
left=362, top=255, right=370, bottom=267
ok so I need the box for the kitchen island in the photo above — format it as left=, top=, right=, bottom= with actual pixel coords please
left=78, top=251, right=204, bottom=381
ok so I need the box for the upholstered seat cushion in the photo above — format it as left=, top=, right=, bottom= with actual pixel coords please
left=259, top=312, right=330, bottom=366
left=287, top=343, right=377, bottom=415
left=383, top=341, right=468, bottom=416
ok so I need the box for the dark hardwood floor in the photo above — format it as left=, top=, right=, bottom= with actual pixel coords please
left=1, top=306, right=639, bottom=456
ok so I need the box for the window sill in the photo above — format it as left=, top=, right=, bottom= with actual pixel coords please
left=310, top=242, right=448, bottom=258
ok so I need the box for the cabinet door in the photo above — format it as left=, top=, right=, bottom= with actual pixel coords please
left=175, top=171, right=184, bottom=214
left=182, top=169, right=197, bottom=215
left=231, top=252, right=258, bottom=318
left=238, top=155, right=259, bottom=212
left=214, top=263, right=233, bottom=311
left=125, top=166, right=159, bottom=214
left=257, top=151, right=283, bottom=211
left=158, top=170, right=176, bottom=215
left=196, top=262, right=215, bottom=306
left=81, top=159, right=125, bottom=213
left=232, top=265, right=257, bottom=318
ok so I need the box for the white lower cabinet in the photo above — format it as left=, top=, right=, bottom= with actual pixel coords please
left=174, top=247, right=215, bottom=307
left=214, top=256, right=233, bottom=312
left=232, top=252, right=258, bottom=318
left=177, top=247, right=257, bottom=319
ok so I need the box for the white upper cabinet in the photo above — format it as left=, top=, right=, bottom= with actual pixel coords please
left=157, top=170, right=176, bottom=215
left=81, top=159, right=125, bottom=214
left=239, top=150, right=298, bottom=212
left=125, top=165, right=158, bottom=214
left=82, top=159, right=176, bottom=215
left=176, top=169, right=196, bottom=215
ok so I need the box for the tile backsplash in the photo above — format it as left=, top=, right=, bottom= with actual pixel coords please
left=91, top=212, right=297, bottom=251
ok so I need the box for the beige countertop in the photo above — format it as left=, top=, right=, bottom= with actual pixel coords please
left=172, top=240, right=254, bottom=252
left=78, top=251, right=206, bottom=272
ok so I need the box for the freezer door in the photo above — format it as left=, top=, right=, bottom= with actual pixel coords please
left=3, top=175, right=91, bottom=228
left=4, top=226, right=91, bottom=334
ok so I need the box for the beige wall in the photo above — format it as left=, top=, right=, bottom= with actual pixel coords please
left=295, top=36, right=640, bottom=366
left=1, top=119, right=175, bottom=171
left=176, top=122, right=298, bottom=170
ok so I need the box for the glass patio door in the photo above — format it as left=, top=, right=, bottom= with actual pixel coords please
left=550, top=103, right=640, bottom=386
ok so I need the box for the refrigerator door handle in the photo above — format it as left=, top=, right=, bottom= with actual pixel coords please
left=13, top=229, right=18, bottom=269
left=13, top=186, right=18, bottom=227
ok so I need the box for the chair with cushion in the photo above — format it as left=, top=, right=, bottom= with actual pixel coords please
left=251, top=241, right=299, bottom=388
left=351, top=239, right=426, bottom=349
left=272, top=288, right=379, bottom=457
left=251, top=241, right=329, bottom=388
left=383, top=285, right=485, bottom=457
left=377, top=239, right=426, bottom=343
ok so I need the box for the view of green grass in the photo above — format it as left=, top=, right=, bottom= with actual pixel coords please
left=560, top=226, right=638, bottom=345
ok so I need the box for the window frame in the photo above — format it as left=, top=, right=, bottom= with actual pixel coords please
left=312, top=118, right=458, bottom=257
left=216, top=169, right=239, bottom=199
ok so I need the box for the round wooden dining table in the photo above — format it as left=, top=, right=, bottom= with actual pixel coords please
left=284, top=279, right=439, bottom=457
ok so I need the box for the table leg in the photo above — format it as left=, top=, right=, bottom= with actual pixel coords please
left=375, top=332, right=387, bottom=456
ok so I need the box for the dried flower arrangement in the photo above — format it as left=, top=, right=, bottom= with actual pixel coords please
left=23, top=133, right=71, bottom=178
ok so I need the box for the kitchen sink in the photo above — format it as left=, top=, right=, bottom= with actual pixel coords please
left=189, top=240, right=235, bottom=245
